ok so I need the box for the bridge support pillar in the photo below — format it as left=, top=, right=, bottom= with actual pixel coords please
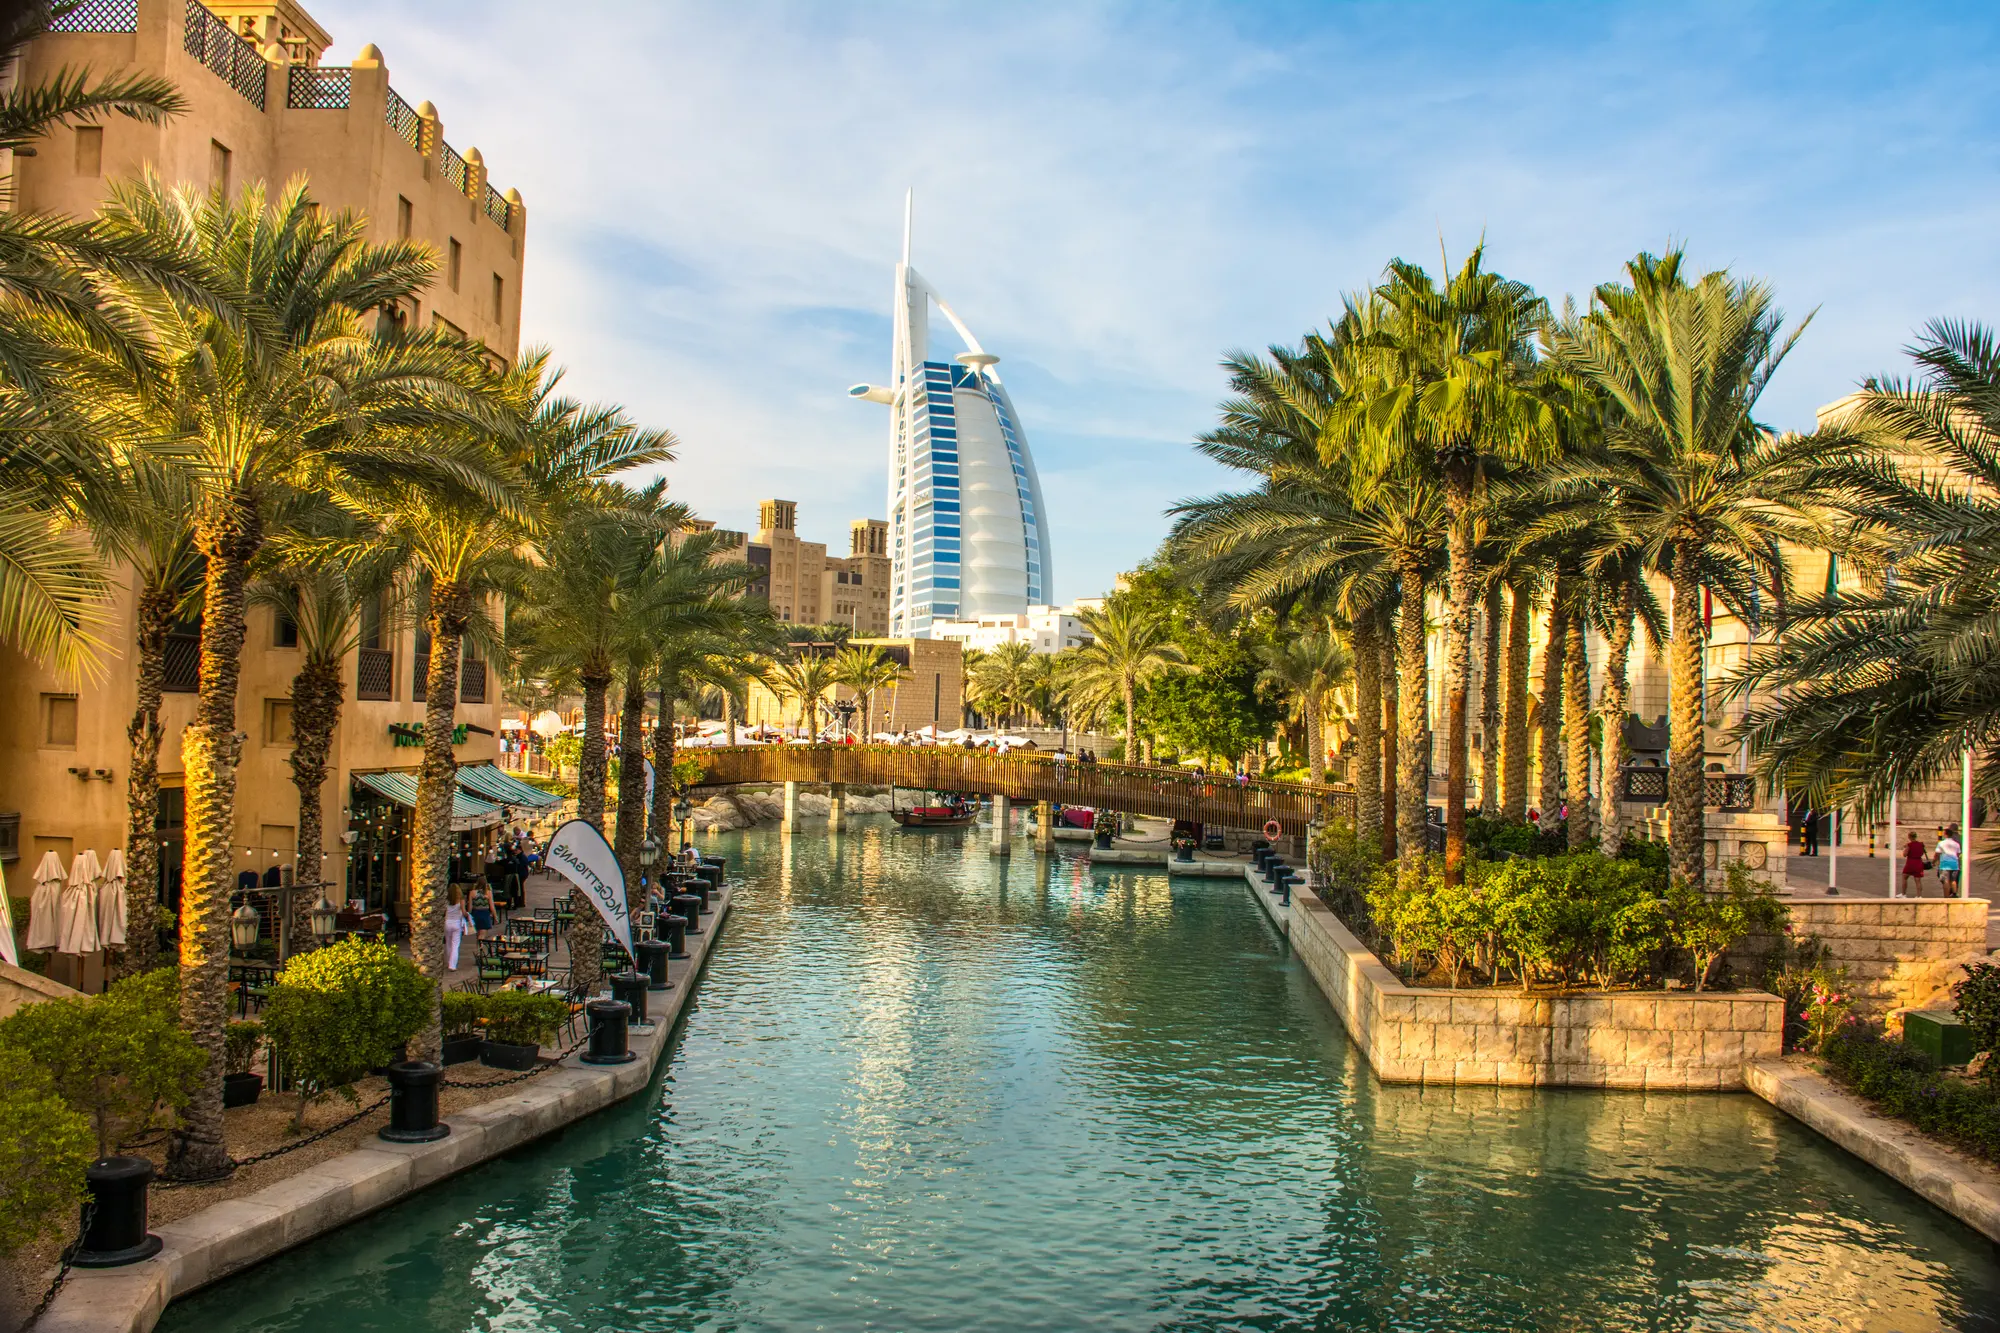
left=989, top=793, right=1011, bottom=856
left=828, top=782, right=844, bottom=830
left=1034, top=800, right=1054, bottom=852
left=783, top=780, right=799, bottom=831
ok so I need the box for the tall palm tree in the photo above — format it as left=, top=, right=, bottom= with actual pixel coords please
left=78, top=178, right=486, bottom=1178
left=648, top=619, right=765, bottom=859
left=970, top=640, right=1037, bottom=727
left=1256, top=623, right=1353, bottom=785
left=246, top=520, right=399, bottom=951
left=768, top=650, right=838, bottom=738
left=831, top=642, right=903, bottom=739
left=1069, top=598, right=1188, bottom=765
left=1324, top=250, right=1552, bottom=881
left=1735, top=319, right=2000, bottom=813
left=1540, top=251, right=1851, bottom=883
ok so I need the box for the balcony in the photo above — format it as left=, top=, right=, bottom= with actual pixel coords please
left=356, top=648, right=393, bottom=701
left=1617, top=767, right=1757, bottom=813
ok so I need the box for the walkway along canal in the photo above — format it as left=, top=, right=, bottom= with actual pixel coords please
left=157, top=817, right=2000, bottom=1332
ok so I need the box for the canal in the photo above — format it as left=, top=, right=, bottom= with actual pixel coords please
left=161, top=817, right=2000, bottom=1332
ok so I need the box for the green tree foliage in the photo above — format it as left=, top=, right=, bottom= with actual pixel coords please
left=0, top=969, right=204, bottom=1157
left=478, top=991, right=570, bottom=1047
left=262, top=939, right=431, bottom=1130
left=0, top=1060, right=93, bottom=1256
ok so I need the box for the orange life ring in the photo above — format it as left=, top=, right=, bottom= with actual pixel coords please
left=1262, top=819, right=1282, bottom=840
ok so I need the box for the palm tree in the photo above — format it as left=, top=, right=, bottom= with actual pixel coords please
left=1540, top=251, right=1846, bottom=883
left=648, top=619, right=766, bottom=860
left=970, top=640, right=1037, bottom=728
left=1068, top=598, right=1188, bottom=765
left=768, top=650, right=838, bottom=738
left=1256, top=623, right=1353, bottom=785
left=1735, top=319, right=2000, bottom=814
left=246, top=521, right=400, bottom=951
left=1324, top=249, right=1552, bottom=881
left=79, top=178, right=486, bottom=1178
left=831, top=642, right=903, bottom=740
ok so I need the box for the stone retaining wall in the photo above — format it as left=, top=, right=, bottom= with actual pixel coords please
left=1735, top=897, right=1990, bottom=1016
left=1282, top=881, right=1782, bottom=1089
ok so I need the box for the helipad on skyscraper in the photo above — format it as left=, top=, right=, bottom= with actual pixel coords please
left=849, top=196, right=1053, bottom=638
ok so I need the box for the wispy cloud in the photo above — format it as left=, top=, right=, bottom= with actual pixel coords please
left=320, top=0, right=2000, bottom=599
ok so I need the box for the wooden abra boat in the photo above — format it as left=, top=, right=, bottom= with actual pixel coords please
left=890, top=789, right=978, bottom=828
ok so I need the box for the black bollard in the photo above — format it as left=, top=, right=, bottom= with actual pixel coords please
left=580, top=999, right=636, bottom=1065
left=1263, top=858, right=1285, bottom=883
left=379, top=1061, right=450, bottom=1143
left=635, top=938, right=672, bottom=990
left=611, top=970, right=650, bottom=1026
left=701, top=854, right=727, bottom=885
left=72, top=1156, right=163, bottom=1267
left=686, top=877, right=713, bottom=914
left=660, top=912, right=689, bottom=959
left=695, top=864, right=722, bottom=897
left=670, top=893, right=704, bottom=935
left=1252, top=847, right=1272, bottom=872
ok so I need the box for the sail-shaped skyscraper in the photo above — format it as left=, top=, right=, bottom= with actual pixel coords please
left=849, top=197, right=1052, bottom=638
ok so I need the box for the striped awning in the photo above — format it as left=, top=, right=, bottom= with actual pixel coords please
left=455, top=762, right=561, bottom=809
left=354, top=771, right=506, bottom=833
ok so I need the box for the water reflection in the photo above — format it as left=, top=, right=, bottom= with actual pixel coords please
left=160, top=816, right=2000, bottom=1333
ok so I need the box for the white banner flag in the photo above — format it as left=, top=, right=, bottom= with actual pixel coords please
left=543, top=819, right=633, bottom=964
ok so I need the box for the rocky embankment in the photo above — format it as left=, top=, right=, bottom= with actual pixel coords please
left=690, top=787, right=897, bottom=832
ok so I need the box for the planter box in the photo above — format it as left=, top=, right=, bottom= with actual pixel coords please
left=442, top=1033, right=483, bottom=1066
left=480, top=1039, right=540, bottom=1071
left=222, top=1071, right=263, bottom=1108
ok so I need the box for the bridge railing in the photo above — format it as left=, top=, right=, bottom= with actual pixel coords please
left=687, top=745, right=1356, bottom=837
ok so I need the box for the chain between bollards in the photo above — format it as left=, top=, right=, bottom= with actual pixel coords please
left=19, top=1199, right=94, bottom=1332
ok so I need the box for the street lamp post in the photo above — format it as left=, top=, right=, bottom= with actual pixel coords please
left=674, top=796, right=693, bottom=853
left=834, top=698, right=857, bottom=744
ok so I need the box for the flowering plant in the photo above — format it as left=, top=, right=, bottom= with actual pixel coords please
left=1804, top=981, right=1852, bottom=1054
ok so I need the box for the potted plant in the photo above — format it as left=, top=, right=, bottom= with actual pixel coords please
left=1093, top=809, right=1119, bottom=850
left=1169, top=829, right=1197, bottom=862
left=479, top=991, right=569, bottom=1070
left=441, top=992, right=485, bottom=1066
left=223, top=1021, right=264, bottom=1106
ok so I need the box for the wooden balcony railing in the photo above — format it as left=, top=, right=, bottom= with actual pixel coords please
left=686, top=745, right=1354, bottom=838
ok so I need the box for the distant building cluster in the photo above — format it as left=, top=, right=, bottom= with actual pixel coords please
left=694, top=501, right=892, bottom=636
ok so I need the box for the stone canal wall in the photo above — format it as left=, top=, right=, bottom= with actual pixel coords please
left=1262, top=872, right=1783, bottom=1090
left=1736, top=897, right=1990, bottom=1017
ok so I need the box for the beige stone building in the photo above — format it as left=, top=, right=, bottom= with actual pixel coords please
left=730, top=501, right=891, bottom=635
left=823, top=520, right=892, bottom=637
left=744, top=638, right=964, bottom=737
left=0, top=0, right=531, bottom=942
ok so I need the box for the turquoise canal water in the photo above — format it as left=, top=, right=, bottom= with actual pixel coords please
left=161, top=818, right=2000, bottom=1332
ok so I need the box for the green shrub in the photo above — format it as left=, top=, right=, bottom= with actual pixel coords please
left=0, top=1061, right=93, bottom=1255
left=1821, top=1018, right=2000, bottom=1162
left=0, top=968, right=205, bottom=1157
left=262, top=938, right=432, bottom=1130
left=479, top=991, right=569, bottom=1048
left=1665, top=867, right=1786, bottom=991
left=1616, top=838, right=1669, bottom=871
left=1954, top=962, right=2000, bottom=1059
left=441, top=991, right=485, bottom=1037
left=224, top=1021, right=263, bottom=1076
left=1763, top=933, right=1850, bottom=1053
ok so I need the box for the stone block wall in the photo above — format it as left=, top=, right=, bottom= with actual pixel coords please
left=1285, top=884, right=1782, bottom=1090
left=1773, top=897, right=1990, bottom=1015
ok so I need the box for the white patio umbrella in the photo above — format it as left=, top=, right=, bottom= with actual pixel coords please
left=56, top=848, right=102, bottom=955
left=24, top=850, right=64, bottom=951
left=0, top=878, right=17, bottom=966
left=97, top=848, right=129, bottom=949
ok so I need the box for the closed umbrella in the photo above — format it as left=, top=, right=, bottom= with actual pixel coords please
left=0, top=876, right=16, bottom=966
left=56, top=849, right=101, bottom=955
left=24, top=850, right=63, bottom=951
left=97, top=848, right=128, bottom=949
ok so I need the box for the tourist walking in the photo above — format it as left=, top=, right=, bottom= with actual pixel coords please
left=1801, top=808, right=1820, bottom=857
left=1936, top=827, right=1962, bottom=895
left=1900, top=833, right=1930, bottom=897
left=444, top=883, right=470, bottom=970
left=468, top=876, right=496, bottom=939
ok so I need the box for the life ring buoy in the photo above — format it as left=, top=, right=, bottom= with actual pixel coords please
left=1262, top=819, right=1283, bottom=840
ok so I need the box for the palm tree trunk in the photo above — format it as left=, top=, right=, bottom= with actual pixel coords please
left=1537, top=578, right=1567, bottom=823
left=1306, top=689, right=1326, bottom=787
left=1395, top=563, right=1428, bottom=867
left=1122, top=677, right=1136, bottom=766
left=1500, top=583, right=1532, bottom=820
left=1380, top=628, right=1398, bottom=861
left=650, top=682, right=678, bottom=861
left=571, top=663, right=612, bottom=991
left=1598, top=586, right=1636, bottom=853
left=1352, top=618, right=1382, bottom=851
left=286, top=654, right=344, bottom=953
left=1480, top=582, right=1502, bottom=818
left=168, top=496, right=259, bottom=1181
left=1442, top=473, right=1476, bottom=883
left=1668, top=546, right=1707, bottom=885
left=121, top=580, right=175, bottom=977
left=613, top=669, right=648, bottom=913
left=408, top=584, right=468, bottom=1063
left=1563, top=581, right=1595, bottom=850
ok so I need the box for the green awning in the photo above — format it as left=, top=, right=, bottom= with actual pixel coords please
left=354, top=771, right=506, bottom=832
left=455, top=762, right=561, bottom=809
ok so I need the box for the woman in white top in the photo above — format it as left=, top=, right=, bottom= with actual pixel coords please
left=1936, top=828, right=1963, bottom=894
left=444, top=883, right=471, bottom=970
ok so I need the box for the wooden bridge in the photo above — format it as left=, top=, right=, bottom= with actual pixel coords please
left=686, top=745, right=1356, bottom=837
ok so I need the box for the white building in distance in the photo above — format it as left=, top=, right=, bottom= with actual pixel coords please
left=849, top=194, right=1053, bottom=638
left=929, top=598, right=1105, bottom=655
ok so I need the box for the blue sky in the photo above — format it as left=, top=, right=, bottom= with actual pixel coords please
left=323, top=1, right=2000, bottom=604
